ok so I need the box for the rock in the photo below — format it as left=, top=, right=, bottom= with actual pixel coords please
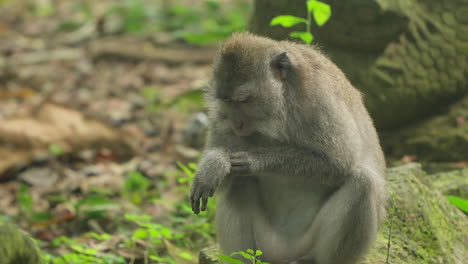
left=182, top=112, right=208, bottom=149
left=18, top=167, right=58, bottom=187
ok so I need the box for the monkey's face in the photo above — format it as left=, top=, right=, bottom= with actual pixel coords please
left=216, top=82, right=264, bottom=137
left=213, top=54, right=289, bottom=138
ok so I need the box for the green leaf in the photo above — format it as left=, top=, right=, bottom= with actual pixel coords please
left=188, top=163, right=198, bottom=170
left=18, top=184, right=32, bottom=212
left=160, top=227, right=173, bottom=239
left=255, top=250, right=263, bottom=256
left=179, top=252, right=193, bottom=260
left=49, top=143, right=64, bottom=156
left=307, top=0, right=331, bottom=26
left=231, top=251, right=253, bottom=260
left=247, top=249, right=254, bottom=254
left=124, top=213, right=152, bottom=223
left=125, top=171, right=151, bottom=193
left=306, top=0, right=317, bottom=12
left=218, top=255, right=244, bottom=264
left=177, top=162, right=195, bottom=178
left=270, top=15, right=307, bottom=28
left=30, top=211, right=53, bottom=222
left=290, top=31, right=314, bottom=44
left=447, top=196, right=468, bottom=213
left=142, top=87, right=160, bottom=102
left=132, top=228, right=149, bottom=239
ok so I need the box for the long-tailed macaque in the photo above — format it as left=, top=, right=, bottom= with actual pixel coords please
left=190, top=32, right=386, bottom=264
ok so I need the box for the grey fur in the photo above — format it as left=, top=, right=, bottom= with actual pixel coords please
left=190, top=32, right=386, bottom=264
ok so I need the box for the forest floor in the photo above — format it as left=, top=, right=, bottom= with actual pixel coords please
left=0, top=1, right=228, bottom=263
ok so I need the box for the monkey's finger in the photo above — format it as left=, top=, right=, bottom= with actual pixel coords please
left=230, top=152, right=240, bottom=158
left=209, top=188, right=216, bottom=197
left=231, top=165, right=249, bottom=173
left=230, top=154, right=247, bottom=161
left=201, top=197, right=208, bottom=211
left=230, top=152, right=247, bottom=159
left=192, top=198, right=201, bottom=214
left=191, top=190, right=201, bottom=214
left=231, top=159, right=247, bottom=166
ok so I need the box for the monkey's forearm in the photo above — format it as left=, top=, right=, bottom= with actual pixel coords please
left=252, top=147, right=351, bottom=186
left=199, top=148, right=230, bottom=175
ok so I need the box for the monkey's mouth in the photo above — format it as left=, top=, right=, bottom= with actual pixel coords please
left=232, top=120, right=255, bottom=137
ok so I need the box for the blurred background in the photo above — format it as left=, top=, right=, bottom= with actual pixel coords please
left=0, top=0, right=466, bottom=263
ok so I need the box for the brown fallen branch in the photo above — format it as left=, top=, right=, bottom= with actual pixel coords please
left=0, top=37, right=217, bottom=68
left=0, top=103, right=135, bottom=179
left=0, top=48, right=83, bottom=67
left=88, top=38, right=217, bottom=65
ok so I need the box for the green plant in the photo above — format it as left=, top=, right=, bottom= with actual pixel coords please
left=75, top=194, right=119, bottom=219
left=124, top=214, right=177, bottom=263
left=107, top=0, right=149, bottom=33
left=48, top=144, right=65, bottom=156
left=17, top=184, right=54, bottom=223
left=43, top=235, right=126, bottom=264
left=170, top=0, right=250, bottom=44
left=124, top=171, right=152, bottom=204
left=18, top=184, right=33, bottom=213
left=142, top=86, right=162, bottom=112
left=176, top=162, right=197, bottom=183
left=270, top=0, right=331, bottom=44
left=219, top=249, right=269, bottom=264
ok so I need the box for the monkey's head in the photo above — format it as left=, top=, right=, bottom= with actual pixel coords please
left=210, top=33, right=295, bottom=139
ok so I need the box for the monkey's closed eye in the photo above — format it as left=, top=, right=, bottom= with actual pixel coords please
left=220, top=97, right=233, bottom=103
left=238, top=96, right=251, bottom=104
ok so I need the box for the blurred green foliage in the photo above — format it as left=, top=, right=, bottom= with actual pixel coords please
left=110, top=0, right=250, bottom=44
left=168, top=0, right=250, bottom=44
left=45, top=0, right=250, bottom=44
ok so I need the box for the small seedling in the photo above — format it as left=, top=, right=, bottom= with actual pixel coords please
left=48, top=143, right=65, bottom=156
left=219, top=249, right=270, bottom=264
left=270, top=0, right=331, bottom=44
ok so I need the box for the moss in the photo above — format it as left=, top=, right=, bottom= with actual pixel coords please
left=0, top=223, right=43, bottom=264
left=363, top=164, right=467, bottom=264
left=426, top=168, right=468, bottom=198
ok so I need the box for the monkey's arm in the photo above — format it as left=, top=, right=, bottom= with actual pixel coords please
left=190, top=148, right=230, bottom=214
left=230, top=145, right=353, bottom=186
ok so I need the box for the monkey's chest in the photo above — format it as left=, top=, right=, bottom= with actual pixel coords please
left=256, top=176, right=331, bottom=236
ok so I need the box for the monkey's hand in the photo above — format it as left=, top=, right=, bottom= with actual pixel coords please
left=230, top=152, right=258, bottom=175
left=190, top=169, right=221, bottom=214
left=190, top=150, right=230, bottom=214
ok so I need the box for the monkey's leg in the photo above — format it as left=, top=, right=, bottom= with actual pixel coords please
left=215, top=177, right=258, bottom=264
left=290, top=260, right=316, bottom=264
left=306, top=170, right=379, bottom=264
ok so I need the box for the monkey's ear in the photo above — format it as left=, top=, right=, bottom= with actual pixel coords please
left=271, top=52, right=291, bottom=80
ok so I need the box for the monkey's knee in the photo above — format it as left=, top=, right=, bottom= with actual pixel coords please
left=309, top=172, right=381, bottom=264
